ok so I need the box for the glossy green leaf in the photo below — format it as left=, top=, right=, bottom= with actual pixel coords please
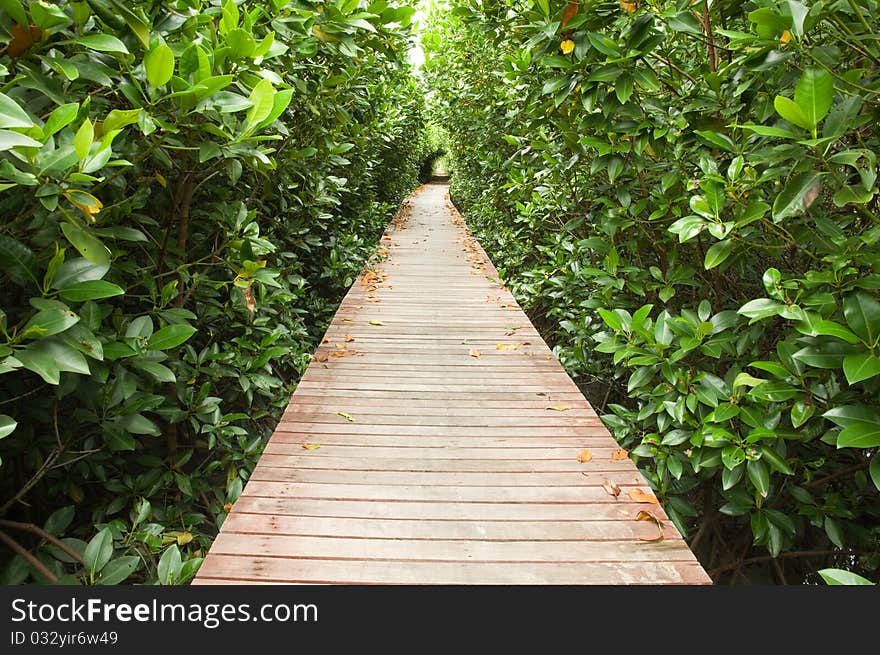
left=147, top=324, right=197, bottom=351
left=145, top=43, right=175, bottom=87
left=83, top=528, right=114, bottom=575
left=0, top=92, right=33, bottom=129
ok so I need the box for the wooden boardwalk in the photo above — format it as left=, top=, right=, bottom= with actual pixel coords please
left=194, top=184, right=711, bottom=585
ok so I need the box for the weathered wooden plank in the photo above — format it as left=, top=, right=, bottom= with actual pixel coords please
left=195, top=555, right=709, bottom=584
left=229, top=496, right=667, bottom=521
left=248, top=467, right=646, bottom=487
left=208, top=533, right=696, bottom=563
left=220, top=513, right=681, bottom=542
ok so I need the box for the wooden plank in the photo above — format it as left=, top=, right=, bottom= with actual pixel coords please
left=196, top=555, right=709, bottom=584
left=255, top=454, right=637, bottom=473
left=220, top=513, right=681, bottom=542
left=229, top=496, right=667, bottom=521
left=195, top=183, right=711, bottom=586
left=248, top=467, right=647, bottom=487
left=208, top=533, right=697, bottom=563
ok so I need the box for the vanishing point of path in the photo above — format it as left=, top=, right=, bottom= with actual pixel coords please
left=194, top=183, right=711, bottom=584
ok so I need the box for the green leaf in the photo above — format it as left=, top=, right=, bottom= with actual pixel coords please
left=738, top=298, right=782, bottom=321
left=145, top=43, right=175, bottom=87
left=772, top=172, right=822, bottom=221
left=843, top=292, right=880, bottom=344
left=842, top=352, right=880, bottom=384
left=0, top=92, right=33, bottom=129
left=244, top=78, right=275, bottom=133
left=824, top=517, right=845, bottom=548
left=131, top=360, right=176, bottom=383
left=0, top=129, right=43, bottom=151
left=52, top=258, right=109, bottom=289
left=30, top=340, right=90, bottom=375
left=103, top=109, right=141, bottom=134
left=818, top=569, right=875, bottom=585
left=795, top=68, right=833, bottom=131
left=0, top=414, right=17, bottom=439
left=73, top=34, right=130, bottom=54
left=23, top=307, right=80, bottom=337
left=120, top=413, right=161, bottom=436
left=870, top=456, right=880, bottom=493
left=97, top=556, right=139, bottom=585
left=74, top=119, right=94, bottom=161
left=43, top=505, right=75, bottom=536
left=760, top=445, right=794, bottom=475
left=147, top=324, right=197, bottom=351
left=773, top=96, right=811, bottom=131
left=15, top=348, right=61, bottom=384
left=157, top=544, right=182, bottom=584
left=837, top=423, right=880, bottom=449
left=60, top=223, right=111, bottom=266
left=0, top=234, right=39, bottom=286
left=43, top=103, right=79, bottom=138
left=747, top=459, right=770, bottom=498
left=107, top=0, right=151, bottom=48
left=704, top=240, right=733, bottom=270
left=0, top=0, right=28, bottom=27
left=83, top=528, right=114, bottom=576
left=58, top=280, right=124, bottom=302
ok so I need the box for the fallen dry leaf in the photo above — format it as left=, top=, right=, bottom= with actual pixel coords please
left=337, top=412, right=355, bottom=422
left=576, top=449, right=593, bottom=463
left=602, top=480, right=621, bottom=498
left=627, top=488, right=659, bottom=504
left=611, top=448, right=629, bottom=461
left=546, top=404, right=571, bottom=412
left=635, top=510, right=664, bottom=542
left=321, top=337, right=329, bottom=343
left=330, top=349, right=357, bottom=358
left=344, top=335, right=355, bottom=342
left=302, top=443, right=320, bottom=450
left=496, top=343, right=523, bottom=351
left=342, top=318, right=354, bottom=322
left=368, top=320, right=384, bottom=326
left=314, top=354, right=329, bottom=363
left=469, top=348, right=481, bottom=358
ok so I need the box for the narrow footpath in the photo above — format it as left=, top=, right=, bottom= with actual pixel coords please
left=194, top=183, right=711, bottom=584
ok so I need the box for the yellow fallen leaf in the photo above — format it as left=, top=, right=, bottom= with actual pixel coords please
left=602, top=481, right=621, bottom=498
left=496, top=343, right=522, bottom=350
left=635, top=510, right=664, bottom=542
left=302, top=443, right=320, bottom=450
left=337, top=412, right=355, bottom=422
left=560, top=39, right=575, bottom=55
left=314, top=354, right=329, bottom=363
left=546, top=404, right=571, bottom=412
left=627, top=488, right=659, bottom=504
left=223, top=502, right=233, bottom=512
left=176, top=532, right=193, bottom=546
left=619, top=0, right=638, bottom=13
left=469, top=348, right=481, bottom=358
left=344, top=335, right=355, bottom=342
left=611, top=448, right=629, bottom=461
left=369, top=320, right=384, bottom=326
left=780, top=29, right=791, bottom=44
left=576, top=449, right=593, bottom=463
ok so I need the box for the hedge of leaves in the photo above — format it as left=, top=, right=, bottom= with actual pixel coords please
left=0, top=0, right=427, bottom=584
left=425, top=0, right=879, bottom=583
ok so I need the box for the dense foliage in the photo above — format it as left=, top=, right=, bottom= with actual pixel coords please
left=425, top=0, right=880, bottom=583
left=0, top=0, right=427, bottom=584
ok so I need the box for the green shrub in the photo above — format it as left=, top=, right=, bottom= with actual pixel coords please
left=0, top=0, right=425, bottom=584
left=425, top=0, right=880, bottom=583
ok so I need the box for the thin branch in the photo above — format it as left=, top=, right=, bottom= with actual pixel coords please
left=0, top=530, right=59, bottom=583
left=0, top=520, right=84, bottom=564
